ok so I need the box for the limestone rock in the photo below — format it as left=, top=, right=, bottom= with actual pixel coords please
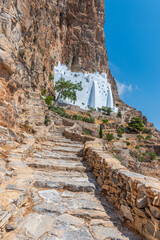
left=121, top=205, right=134, bottom=222
left=19, top=213, right=54, bottom=238
left=0, top=0, right=119, bottom=127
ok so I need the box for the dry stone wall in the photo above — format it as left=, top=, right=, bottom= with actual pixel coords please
left=84, top=139, right=160, bottom=240
left=63, top=124, right=95, bottom=143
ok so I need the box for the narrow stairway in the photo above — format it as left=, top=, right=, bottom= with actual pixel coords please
left=2, top=130, right=142, bottom=240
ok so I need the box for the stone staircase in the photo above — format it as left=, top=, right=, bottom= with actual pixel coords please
left=0, top=92, right=143, bottom=239
left=1, top=129, right=142, bottom=240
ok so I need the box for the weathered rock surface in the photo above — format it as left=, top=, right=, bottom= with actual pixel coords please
left=0, top=0, right=119, bottom=128
left=84, top=139, right=160, bottom=240
left=1, top=127, right=141, bottom=240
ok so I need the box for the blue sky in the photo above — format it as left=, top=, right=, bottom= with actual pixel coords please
left=104, top=0, right=160, bottom=130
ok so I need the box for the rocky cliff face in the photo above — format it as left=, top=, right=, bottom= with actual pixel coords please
left=0, top=0, right=119, bottom=128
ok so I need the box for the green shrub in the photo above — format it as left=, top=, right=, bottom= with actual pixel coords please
left=117, top=126, right=125, bottom=138
left=99, top=125, right=103, bottom=139
left=44, top=117, right=51, bottom=126
left=41, top=89, right=47, bottom=96
left=49, top=72, right=54, bottom=81
left=49, top=106, right=95, bottom=123
left=102, top=118, right=108, bottom=125
left=142, top=128, right=152, bottom=134
left=119, top=126, right=126, bottom=133
left=117, top=110, right=122, bottom=118
left=101, top=107, right=112, bottom=116
left=49, top=106, right=68, bottom=118
left=138, top=155, right=145, bottom=162
left=117, top=132, right=122, bottom=138
left=88, top=106, right=96, bottom=112
left=97, top=107, right=102, bottom=112
left=126, top=141, right=130, bottom=146
left=146, top=135, right=151, bottom=140
left=135, top=145, right=140, bottom=150
left=137, top=134, right=144, bottom=140
left=66, top=114, right=72, bottom=119
left=128, top=117, right=144, bottom=132
left=114, top=155, right=120, bottom=161
left=106, top=133, right=114, bottom=141
left=72, top=114, right=83, bottom=121
left=83, top=129, right=90, bottom=136
left=66, top=59, right=70, bottom=65
left=45, top=96, right=54, bottom=105
left=148, top=151, right=157, bottom=160
left=72, top=114, right=95, bottom=123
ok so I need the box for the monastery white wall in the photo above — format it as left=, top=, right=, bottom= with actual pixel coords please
left=54, top=62, right=117, bottom=112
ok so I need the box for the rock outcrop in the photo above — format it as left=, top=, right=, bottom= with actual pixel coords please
left=0, top=0, right=119, bottom=128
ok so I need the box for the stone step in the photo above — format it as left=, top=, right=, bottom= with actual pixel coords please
left=34, top=178, right=96, bottom=193
left=68, top=209, right=109, bottom=220
left=32, top=147, right=81, bottom=159
left=33, top=189, right=104, bottom=215
left=28, top=159, right=86, bottom=172
left=38, top=145, right=82, bottom=153
left=40, top=141, right=83, bottom=148
left=29, top=154, right=82, bottom=161
left=34, top=170, right=93, bottom=179
left=33, top=171, right=96, bottom=192
left=47, top=136, right=81, bottom=144
left=34, top=150, right=81, bottom=156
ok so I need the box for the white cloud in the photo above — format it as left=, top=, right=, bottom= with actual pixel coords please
left=116, top=81, right=132, bottom=96
left=109, top=62, right=120, bottom=74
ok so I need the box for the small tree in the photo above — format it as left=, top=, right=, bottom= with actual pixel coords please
left=117, top=110, right=122, bottom=118
left=49, top=72, right=54, bottom=81
left=99, top=124, right=103, bottom=139
left=106, top=107, right=112, bottom=116
left=148, top=151, right=157, bottom=161
left=88, top=106, right=96, bottom=112
left=128, top=117, right=144, bottom=132
left=102, top=118, right=108, bottom=125
left=106, top=133, right=114, bottom=141
left=101, top=106, right=112, bottom=116
left=45, top=96, right=54, bottom=105
left=54, top=78, right=83, bottom=105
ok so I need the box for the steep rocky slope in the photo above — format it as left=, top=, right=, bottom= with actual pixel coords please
left=0, top=1, right=160, bottom=239
left=0, top=0, right=119, bottom=128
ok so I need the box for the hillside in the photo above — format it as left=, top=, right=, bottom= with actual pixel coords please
left=0, top=1, right=160, bottom=240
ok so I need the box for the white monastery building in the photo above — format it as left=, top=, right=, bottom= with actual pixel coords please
left=54, top=62, right=117, bottom=112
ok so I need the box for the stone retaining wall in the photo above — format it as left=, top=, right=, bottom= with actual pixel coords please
left=84, top=139, right=160, bottom=240
left=63, top=125, right=95, bottom=143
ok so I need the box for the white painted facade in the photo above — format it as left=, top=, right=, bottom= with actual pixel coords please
left=54, top=62, right=117, bottom=112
